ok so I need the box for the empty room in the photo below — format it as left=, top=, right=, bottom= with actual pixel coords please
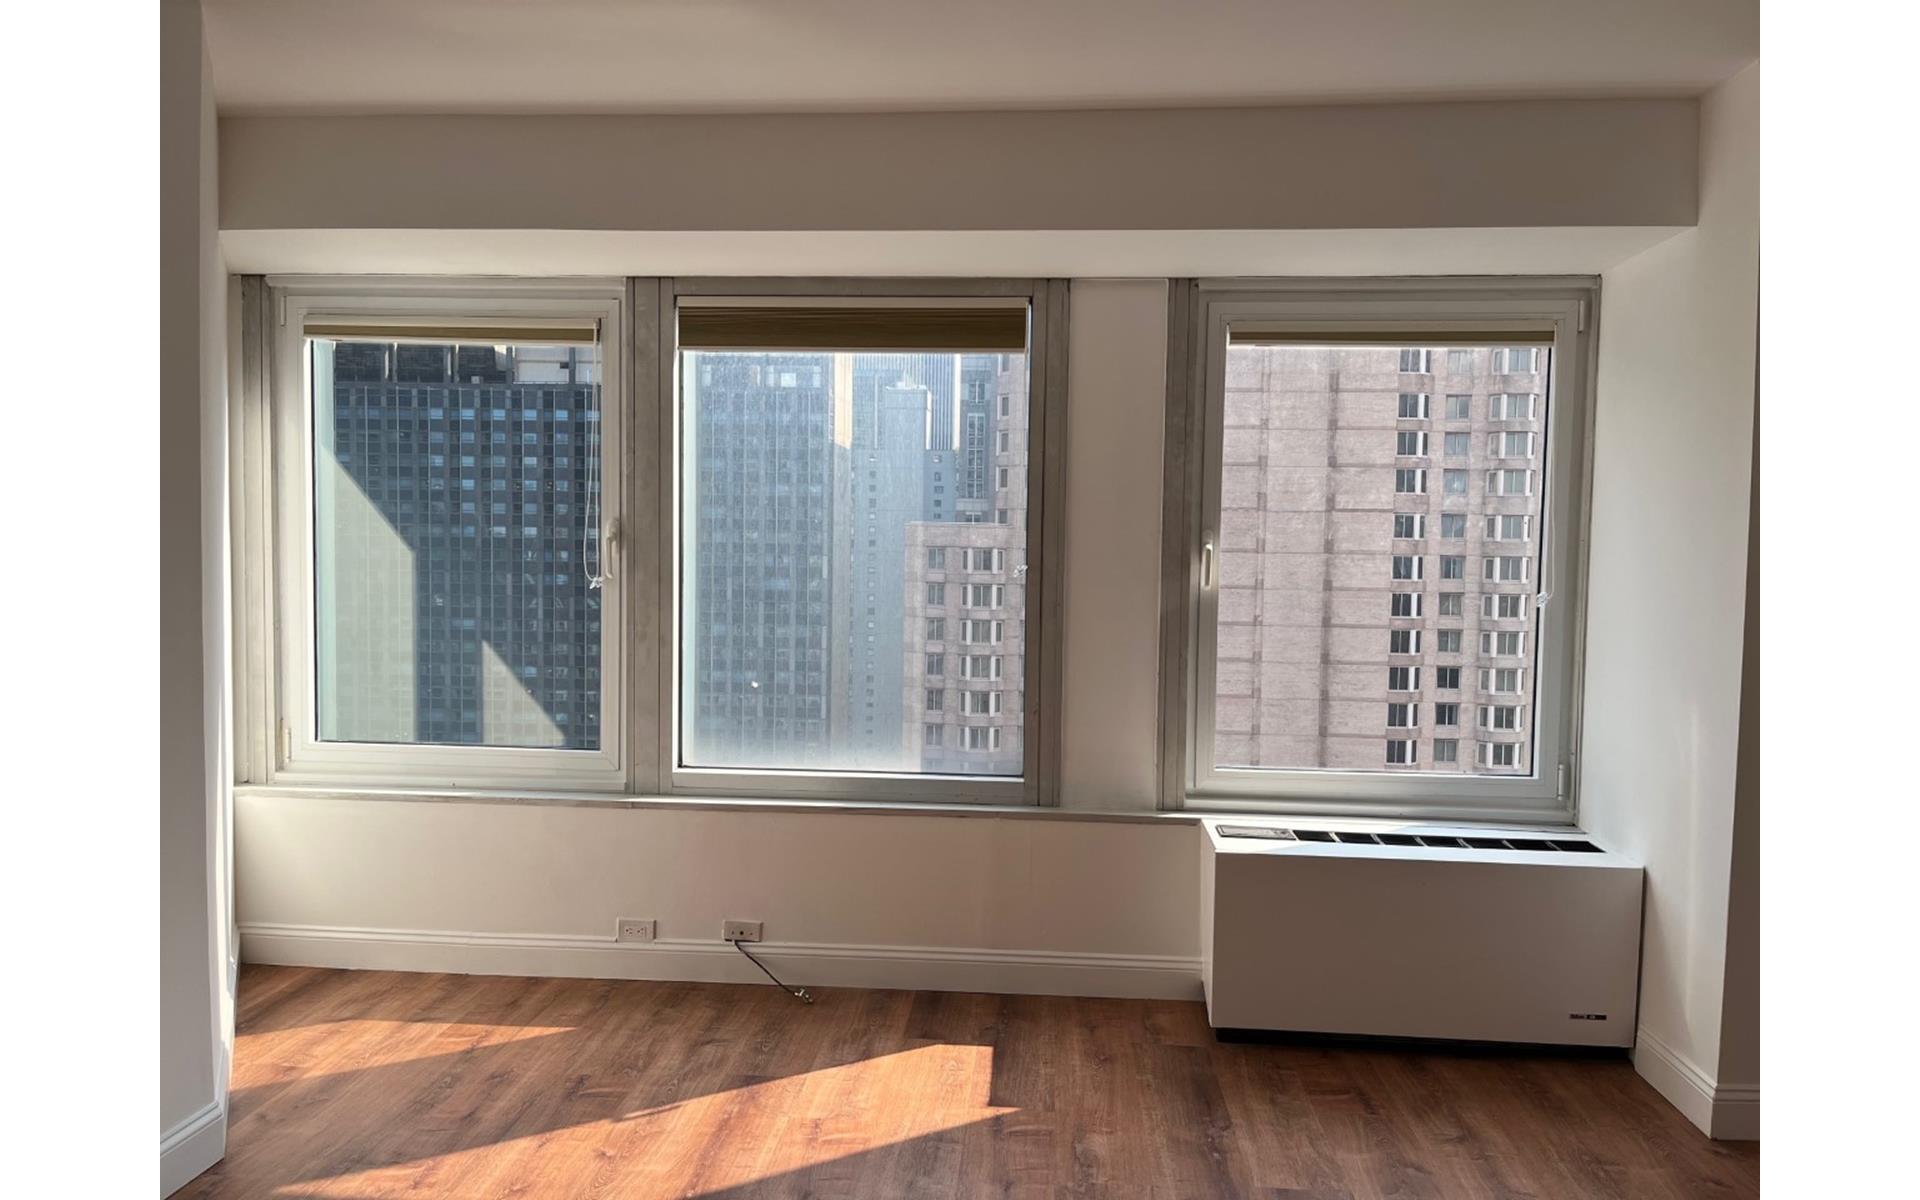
left=109, top=0, right=1866, bottom=1193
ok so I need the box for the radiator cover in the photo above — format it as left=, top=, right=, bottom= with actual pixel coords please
left=1201, top=820, right=1642, bottom=1047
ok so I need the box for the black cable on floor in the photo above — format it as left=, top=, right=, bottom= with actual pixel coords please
left=732, top=938, right=813, bottom=1004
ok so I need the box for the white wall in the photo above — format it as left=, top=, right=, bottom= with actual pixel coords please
left=220, top=101, right=1697, bottom=234
left=161, top=0, right=234, bottom=1192
left=1579, top=63, right=1759, bottom=1137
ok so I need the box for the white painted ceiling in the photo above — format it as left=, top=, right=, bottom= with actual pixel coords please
left=204, top=0, right=1758, bottom=115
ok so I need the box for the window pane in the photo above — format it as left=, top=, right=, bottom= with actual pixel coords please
left=680, top=345, right=1029, bottom=776
left=1213, top=341, right=1547, bottom=776
left=311, top=338, right=603, bottom=750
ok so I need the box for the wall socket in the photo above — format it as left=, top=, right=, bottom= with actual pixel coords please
left=722, top=919, right=763, bottom=943
left=615, top=918, right=656, bottom=943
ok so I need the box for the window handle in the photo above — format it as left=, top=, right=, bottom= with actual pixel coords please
left=1201, top=538, right=1217, bottom=591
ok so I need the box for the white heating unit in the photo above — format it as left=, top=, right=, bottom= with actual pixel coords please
left=1201, top=819, right=1642, bottom=1047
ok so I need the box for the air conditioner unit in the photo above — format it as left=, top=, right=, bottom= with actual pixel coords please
left=1201, top=819, right=1642, bottom=1048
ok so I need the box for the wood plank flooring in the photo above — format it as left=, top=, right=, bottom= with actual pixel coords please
left=176, top=965, right=1758, bottom=1199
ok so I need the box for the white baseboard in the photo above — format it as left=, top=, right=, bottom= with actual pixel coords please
left=161, top=1097, right=226, bottom=1196
left=239, top=922, right=1204, bottom=1001
left=1633, top=1026, right=1759, bottom=1141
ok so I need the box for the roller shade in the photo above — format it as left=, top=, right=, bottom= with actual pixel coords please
left=1230, top=329, right=1555, bottom=346
left=677, top=305, right=1028, bottom=353
left=305, top=321, right=601, bottom=346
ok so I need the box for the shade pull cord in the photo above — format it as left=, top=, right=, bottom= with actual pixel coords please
left=582, top=317, right=606, bottom=589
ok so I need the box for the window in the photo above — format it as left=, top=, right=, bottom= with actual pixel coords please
left=1479, top=742, right=1521, bottom=768
left=1387, top=703, right=1419, bottom=728
left=959, top=654, right=1002, bottom=681
left=1480, top=668, right=1525, bottom=694
left=1487, top=468, right=1532, bottom=496
left=1434, top=702, right=1460, bottom=727
left=1490, top=393, right=1536, bottom=420
left=1490, top=431, right=1535, bottom=458
left=965, top=726, right=1002, bottom=751
left=1493, top=346, right=1538, bottom=373
left=1486, top=514, right=1530, bottom=541
left=262, top=285, right=627, bottom=790
left=1483, top=555, right=1528, bottom=582
left=250, top=278, right=1064, bottom=803
left=1481, top=631, right=1526, bottom=657
left=1169, top=283, right=1586, bottom=818
left=1386, top=740, right=1418, bottom=765
left=1479, top=704, right=1523, bottom=731
left=1484, top=594, right=1528, bottom=620
left=1433, top=738, right=1459, bottom=764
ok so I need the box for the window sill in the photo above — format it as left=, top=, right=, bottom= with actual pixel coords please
left=233, top=783, right=1197, bottom=826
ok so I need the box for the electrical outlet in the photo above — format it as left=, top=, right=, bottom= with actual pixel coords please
left=722, top=919, right=763, bottom=943
left=615, top=918, right=656, bottom=943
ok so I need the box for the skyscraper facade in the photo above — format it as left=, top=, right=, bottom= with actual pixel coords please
left=315, top=339, right=603, bottom=750
left=1213, top=343, right=1547, bottom=776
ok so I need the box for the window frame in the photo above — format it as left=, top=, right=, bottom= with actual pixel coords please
left=1159, top=277, right=1596, bottom=822
left=238, top=275, right=1068, bottom=808
left=257, top=277, right=631, bottom=790
left=655, top=277, right=1068, bottom=807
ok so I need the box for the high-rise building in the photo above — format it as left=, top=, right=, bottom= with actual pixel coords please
left=317, top=340, right=603, bottom=750
left=681, top=352, right=841, bottom=768
left=1213, top=343, right=1547, bottom=775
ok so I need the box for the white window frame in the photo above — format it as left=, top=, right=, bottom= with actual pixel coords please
left=1394, top=468, right=1427, bottom=494
left=1480, top=630, right=1526, bottom=657
left=259, top=278, right=629, bottom=790
left=1487, top=468, right=1533, bottom=496
left=1164, top=277, right=1594, bottom=822
left=1490, top=430, right=1535, bottom=458
left=238, top=275, right=1069, bottom=809
left=1396, top=391, right=1430, bottom=418
left=1388, top=629, right=1421, bottom=655
left=1491, top=392, right=1538, bottom=420
left=1395, top=430, right=1429, bottom=457
left=1392, top=513, right=1425, bottom=539
left=661, top=279, right=1066, bottom=807
left=1386, top=702, right=1419, bottom=728
left=1390, top=592, right=1422, bottom=618
left=1390, top=554, right=1423, bottom=581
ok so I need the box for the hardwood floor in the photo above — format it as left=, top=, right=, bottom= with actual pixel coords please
left=177, top=965, right=1758, bottom=1199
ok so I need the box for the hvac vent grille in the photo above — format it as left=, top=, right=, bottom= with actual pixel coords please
left=1216, top=825, right=1599, bottom=853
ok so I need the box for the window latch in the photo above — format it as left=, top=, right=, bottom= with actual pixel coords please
left=1200, top=538, right=1217, bottom=591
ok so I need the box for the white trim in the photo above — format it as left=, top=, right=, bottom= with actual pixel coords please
left=240, top=922, right=1202, bottom=1002
left=161, top=1097, right=226, bottom=1196
left=1633, top=1026, right=1760, bottom=1141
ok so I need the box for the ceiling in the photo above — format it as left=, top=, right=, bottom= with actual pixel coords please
left=204, top=0, right=1758, bottom=115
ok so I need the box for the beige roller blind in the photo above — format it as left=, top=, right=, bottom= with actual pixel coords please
left=677, top=305, right=1028, bottom=353
left=1230, top=329, right=1555, bottom=346
left=305, top=321, right=600, bottom=346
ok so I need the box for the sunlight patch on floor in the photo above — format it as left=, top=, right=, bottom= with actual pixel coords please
left=275, top=1043, right=1015, bottom=1197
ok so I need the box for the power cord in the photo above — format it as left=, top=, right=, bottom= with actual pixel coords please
left=731, top=938, right=813, bottom=1004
